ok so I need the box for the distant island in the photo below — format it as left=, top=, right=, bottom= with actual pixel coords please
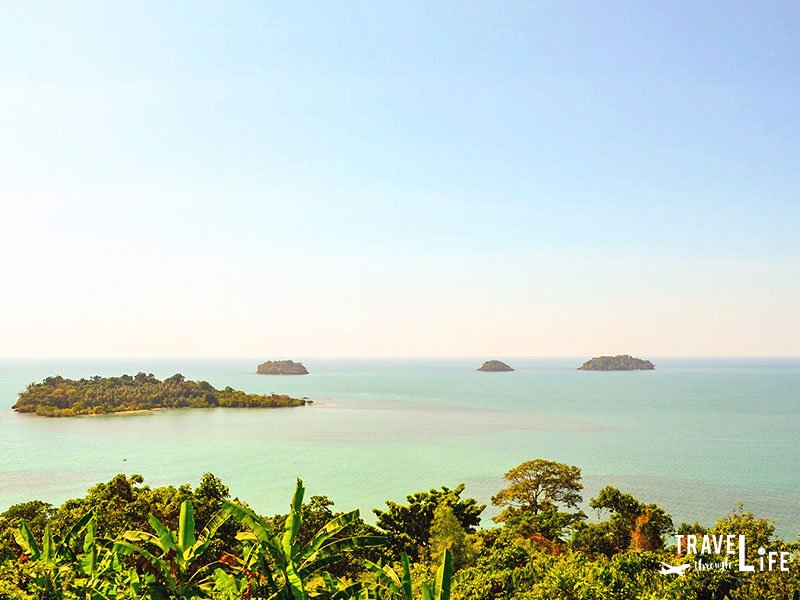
left=578, top=355, right=655, bottom=371
left=477, top=360, right=515, bottom=372
left=256, top=360, right=309, bottom=375
left=12, top=373, right=308, bottom=417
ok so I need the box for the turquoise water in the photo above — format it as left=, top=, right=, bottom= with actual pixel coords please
left=1, top=358, right=799, bottom=537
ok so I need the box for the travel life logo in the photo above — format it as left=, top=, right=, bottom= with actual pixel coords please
left=658, top=534, right=793, bottom=576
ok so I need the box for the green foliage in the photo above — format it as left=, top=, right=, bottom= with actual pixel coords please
left=222, top=478, right=386, bottom=599
left=491, top=459, right=583, bottom=520
left=114, top=499, right=231, bottom=598
left=709, top=504, right=775, bottom=553
left=12, top=511, right=94, bottom=599
left=267, top=494, right=388, bottom=580
left=362, top=549, right=455, bottom=600
left=12, top=373, right=306, bottom=416
left=373, top=485, right=484, bottom=561
left=0, top=464, right=798, bottom=600
left=578, top=486, right=674, bottom=554
left=503, top=509, right=586, bottom=543
left=362, top=553, right=415, bottom=599
left=428, top=505, right=472, bottom=570
left=571, top=520, right=622, bottom=557
left=422, top=548, right=453, bottom=600
left=0, top=575, right=33, bottom=600
left=0, top=502, right=55, bottom=563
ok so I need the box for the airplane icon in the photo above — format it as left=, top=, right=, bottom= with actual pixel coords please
left=659, top=562, right=691, bottom=576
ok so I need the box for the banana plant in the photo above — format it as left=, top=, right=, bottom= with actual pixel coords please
left=206, top=544, right=263, bottom=600
left=209, top=566, right=249, bottom=600
left=16, top=512, right=148, bottom=600
left=14, top=512, right=93, bottom=599
left=69, top=517, right=118, bottom=599
left=222, top=478, right=386, bottom=600
left=420, top=549, right=452, bottom=600
left=69, top=517, right=152, bottom=600
left=361, top=554, right=413, bottom=600
left=363, top=549, right=453, bottom=600
left=114, top=500, right=230, bottom=599
left=317, top=572, right=369, bottom=599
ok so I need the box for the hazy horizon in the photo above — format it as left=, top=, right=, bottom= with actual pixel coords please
left=2, top=2, right=798, bottom=358
left=2, top=355, right=799, bottom=361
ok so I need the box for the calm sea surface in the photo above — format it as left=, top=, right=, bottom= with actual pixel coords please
left=1, top=358, right=798, bottom=537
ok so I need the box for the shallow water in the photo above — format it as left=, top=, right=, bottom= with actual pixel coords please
left=1, top=357, right=798, bottom=537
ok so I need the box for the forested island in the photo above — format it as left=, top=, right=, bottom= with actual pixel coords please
left=256, top=359, right=309, bottom=375
left=0, top=458, right=793, bottom=599
left=578, top=355, right=655, bottom=371
left=11, top=373, right=307, bottom=417
left=477, top=360, right=515, bottom=372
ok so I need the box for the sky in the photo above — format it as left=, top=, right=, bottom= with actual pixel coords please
left=1, top=1, right=798, bottom=358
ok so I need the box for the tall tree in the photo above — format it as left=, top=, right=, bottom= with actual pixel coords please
left=429, top=504, right=471, bottom=570
left=491, top=459, right=583, bottom=522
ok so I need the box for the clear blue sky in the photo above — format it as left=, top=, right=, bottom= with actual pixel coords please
left=1, top=1, right=798, bottom=357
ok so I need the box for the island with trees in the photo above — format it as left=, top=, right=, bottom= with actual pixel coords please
left=256, top=359, right=309, bottom=375
left=11, top=373, right=308, bottom=417
left=477, top=360, right=515, bottom=372
left=578, top=354, right=655, bottom=371
left=0, top=458, right=791, bottom=599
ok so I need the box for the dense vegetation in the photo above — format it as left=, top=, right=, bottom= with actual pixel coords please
left=256, top=361, right=309, bottom=375
left=476, top=361, right=514, bottom=373
left=12, top=374, right=307, bottom=417
left=0, top=459, right=797, bottom=599
left=577, top=355, right=655, bottom=371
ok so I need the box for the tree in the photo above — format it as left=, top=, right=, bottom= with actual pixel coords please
left=374, top=485, right=484, bottom=560
left=590, top=487, right=641, bottom=518
left=491, top=459, right=583, bottom=521
left=590, top=486, right=673, bottom=551
left=571, top=521, right=620, bottom=557
left=501, top=509, right=586, bottom=543
left=631, top=506, right=673, bottom=551
left=48, top=475, right=146, bottom=539
left=709, top=504, right=775, bottom=557
left=575, top=486, right=673, bottom=555
left=429, top=505, right=472, bottom=570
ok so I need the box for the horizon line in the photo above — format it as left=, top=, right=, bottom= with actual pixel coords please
left=1, top=354, right=799, bottom=360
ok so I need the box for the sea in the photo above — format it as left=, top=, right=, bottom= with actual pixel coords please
left=1, top=358, right=798, bottom=538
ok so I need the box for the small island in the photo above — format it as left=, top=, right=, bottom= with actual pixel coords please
left=256, top=360, right=309, bottom=375
left=477, top=360, right=515, bottom=372
left=577, top=355, right=655, bottom=371
left=12, top=373, right=308, bottom=417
